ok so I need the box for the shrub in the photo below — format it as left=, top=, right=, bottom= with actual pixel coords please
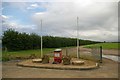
left=62, top=56, right=71, bottom=65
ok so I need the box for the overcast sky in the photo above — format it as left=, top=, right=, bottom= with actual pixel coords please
left=1, top=0, right=119, bottom=42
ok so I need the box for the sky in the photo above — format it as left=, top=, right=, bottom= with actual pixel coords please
left=1, top=0, right=119, bottom=42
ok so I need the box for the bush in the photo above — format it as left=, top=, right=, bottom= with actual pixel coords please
left=62, top=56, right=71, bottom=65
left=28, top=54, right=36, bottom=59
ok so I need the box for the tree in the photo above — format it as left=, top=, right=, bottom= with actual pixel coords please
left=2, top=29, right=99, bottom=51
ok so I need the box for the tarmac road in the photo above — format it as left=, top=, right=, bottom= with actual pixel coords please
left=2, top=59, right=118, bottom=78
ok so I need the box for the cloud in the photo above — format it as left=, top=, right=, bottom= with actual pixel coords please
left=1, top=15, right=38, bottom=34
left=27, top=3, right=39, bottom=10
left=32, top=2, right=118, bottom=42
left=26, top=3, right=47, bottom=13
left=1, top=15, right=9, bottom=19
left=2, top=21, right=38, bottom=34
left=31, top=4, right=38, bottom=7
left=8, top=2, right=29, bottom=12
left=2, top=1, right=118, bottom=42
left=2, top=0, right=119, bottom=2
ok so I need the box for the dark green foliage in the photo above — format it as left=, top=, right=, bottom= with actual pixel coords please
left=2, top=55, right=10, bottom=61
left=2, top=29, right=99, bottom=51
left=2, top=29, right=22, bottom=51
left=43, top=36, right=77, bottom=48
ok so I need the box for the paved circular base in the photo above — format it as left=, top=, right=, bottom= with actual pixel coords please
left=17, top=58, right=99, bottom=70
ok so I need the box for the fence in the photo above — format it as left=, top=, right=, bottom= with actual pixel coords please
left=91, top=46, right=102, bottom=63
left=64, top=46, right=102, bottom=63
left=45, top=46, right=102, bottom=63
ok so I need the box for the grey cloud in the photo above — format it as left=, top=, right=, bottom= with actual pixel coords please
left=32, top=2, right=118, bottom=42
left=2, top=1, right=118, bottom=42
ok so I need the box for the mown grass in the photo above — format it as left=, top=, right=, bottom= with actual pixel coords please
left=2, top=42, right=119, bottom=61
left=83, top=43, right=119, bottom=49
left=2, top=48, right=55, bottom=61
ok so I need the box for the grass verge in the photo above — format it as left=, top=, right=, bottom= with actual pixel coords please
left=2, top=48, right=55, bottom=61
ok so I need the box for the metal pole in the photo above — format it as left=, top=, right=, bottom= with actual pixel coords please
left=100, top=46, right=102, bottom=63
left=77, top=17, right=80, bottom=59
left=41, top=20, right=43, bottom=58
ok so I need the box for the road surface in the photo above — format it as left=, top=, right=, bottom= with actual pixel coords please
left=2, top=59, right=118, bottom=78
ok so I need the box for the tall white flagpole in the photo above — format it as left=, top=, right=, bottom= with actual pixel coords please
left=77, top=17, right=80, bottom=59
left=41, top=20, right=43, bottom=58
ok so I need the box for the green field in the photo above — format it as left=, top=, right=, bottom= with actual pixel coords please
left=2, top=42, right=119, bottom=61
left=83, top=43, right=119, bottom=49
left=2, top=48, right=55, bottom=61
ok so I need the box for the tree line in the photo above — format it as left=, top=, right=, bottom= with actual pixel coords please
left=2, top=29, right=99, bottom=51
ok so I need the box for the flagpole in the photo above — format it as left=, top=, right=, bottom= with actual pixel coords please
left=77, top=17, right=80, bottom=59
left=41, top=20, right=43, bottom=58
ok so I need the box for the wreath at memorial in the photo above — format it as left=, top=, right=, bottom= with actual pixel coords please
left=42, top=55, right=49, bottom=64
left=62, top=56, right=71, bottom=65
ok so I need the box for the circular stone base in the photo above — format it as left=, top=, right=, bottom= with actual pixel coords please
left=17, top=58, right=99, bottom=70
left=72, top=60, right=84, bottom=65
left=32, top=59, right=42, bottom=63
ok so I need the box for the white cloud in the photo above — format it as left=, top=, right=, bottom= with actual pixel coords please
left=2, top=0, right=119, bottom=2
left=32, top=2, right=118, bottom=42
left=26, top=3, right=48, bottom=11
left=27, top=3, right=39, bottom=10
left=2, top=1, right=118, bottom=42
left=2, top=21, right=37, bottom=34
left=1, top=15, right=38, bottom=34
left=31, top=4, right=39, bottom=7
left=1, top=15, right=9, bottom=20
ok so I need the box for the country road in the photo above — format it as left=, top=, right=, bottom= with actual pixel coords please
left=2, top=47, right=119, bottom=78
left=2, top=58, right=118, bottom=78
